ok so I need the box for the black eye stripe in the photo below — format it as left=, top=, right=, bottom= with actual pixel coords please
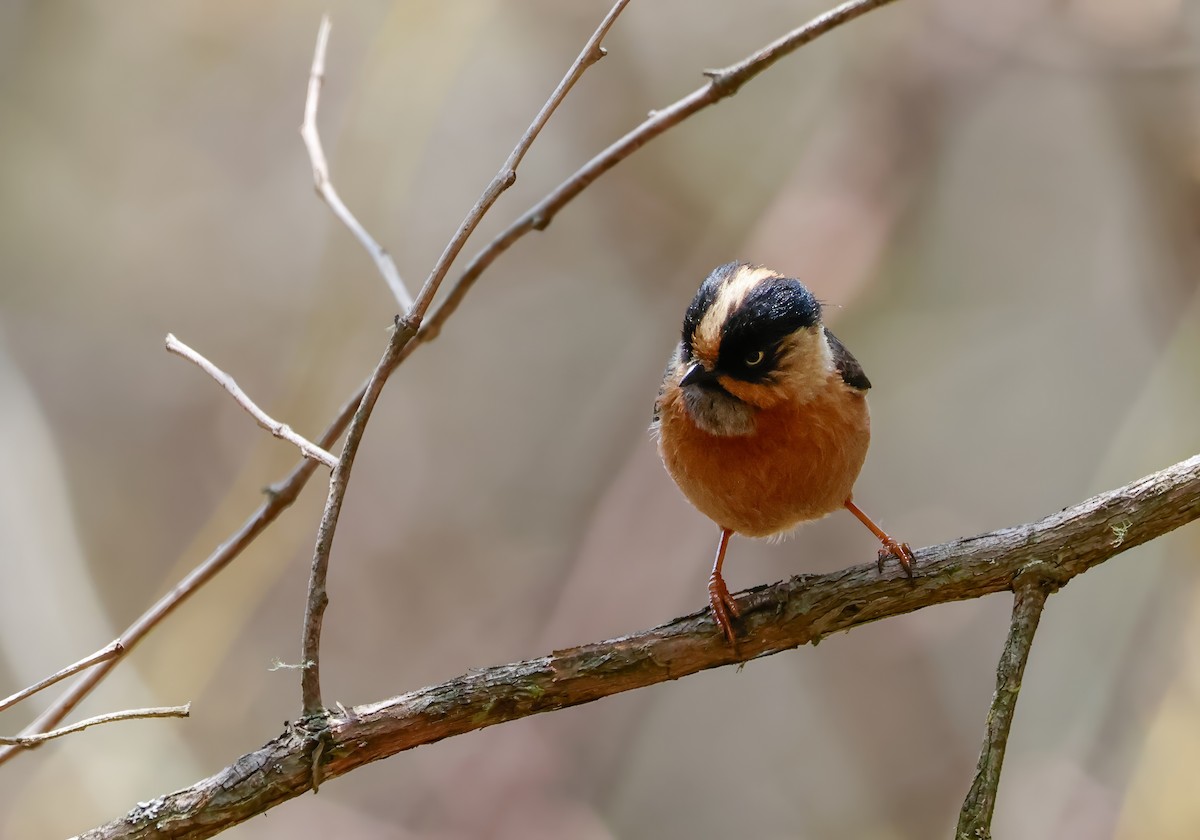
left=717, top=277, right=820, bottom=382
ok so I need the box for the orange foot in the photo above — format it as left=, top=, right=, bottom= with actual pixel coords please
left=708, top=570, right=742, bottom=646
left=845, top=498, right=916, bottom=579
left=708, top=527, right=741, bottom=645
left=876, top=539, right=915, bottom=578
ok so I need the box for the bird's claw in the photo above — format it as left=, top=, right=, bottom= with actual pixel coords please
left=876, top=541, right=915, bottom=578
left=708, top=574, right=742, bottom=646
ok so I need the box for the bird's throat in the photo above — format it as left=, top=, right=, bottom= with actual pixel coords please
left=682, top=385, right=756, bottom=437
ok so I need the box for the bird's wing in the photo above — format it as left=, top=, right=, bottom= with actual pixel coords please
left=652, top=343, right=685, bottom=424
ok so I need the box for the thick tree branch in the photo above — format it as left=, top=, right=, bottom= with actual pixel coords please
left=80, top=454, right=1200, bottom=840
left=957, top=575, right=1051, bottom=839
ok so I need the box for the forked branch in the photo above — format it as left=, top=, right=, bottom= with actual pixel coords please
left=80, top=454, right=1200, bottom=840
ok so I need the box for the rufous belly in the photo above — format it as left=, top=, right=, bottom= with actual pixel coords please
left=658, top=387, right=870, bottom=537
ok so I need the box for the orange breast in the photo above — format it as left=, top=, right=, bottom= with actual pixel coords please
left=657, top=384, right=870, bottom=537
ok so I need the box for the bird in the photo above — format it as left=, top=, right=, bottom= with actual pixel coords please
left=652, top=261, right=914, bottom=645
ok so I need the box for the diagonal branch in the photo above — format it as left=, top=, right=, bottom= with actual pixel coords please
left=298, top=0, right=632, bottom=718
left=957, top=575, right=1052, bottom=839
left=81, top=454, right=1200, bottom=840
left=301, top=16, right=413, bottom=311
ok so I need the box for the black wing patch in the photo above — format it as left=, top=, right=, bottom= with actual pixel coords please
left=825, top=328, right=871, bottom=391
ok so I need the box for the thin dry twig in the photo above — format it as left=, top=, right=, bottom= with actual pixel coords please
left=957, top=576, right=1052, bottom=839
left=81, top=454, right=1200, bottom=840
left=165, top=334, right=338, bottom=469
left=298, top=0, right=632, bottom=717
left=0, top=704, right=190, bottom=748
left=301, top=15, right=413, bottom=311
left=0, top=640, right=122, bottom=714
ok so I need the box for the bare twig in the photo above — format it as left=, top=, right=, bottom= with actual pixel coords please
left=0, top=386, right=363, bottom=769
left=957, top=577, right=1052, bottom=839
left=412, top=0, right=904, bottom=351
left=299, top=320, right=414, bottom=716
left=81, top=454, right=1200, bottom=840
left=301, top=15, right=413, bottom=311
left=298, top=0, right=633, bottom=717
left=0, top=704, right=189, bottom=748
left=165, top=334, right=338, bottom=469
left=0, top=640, right=121, bottom=714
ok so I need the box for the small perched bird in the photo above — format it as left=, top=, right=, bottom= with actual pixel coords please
left=653, top=262, right=914, bottom=644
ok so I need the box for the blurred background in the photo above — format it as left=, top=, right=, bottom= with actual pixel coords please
left=1, top=0, right=1199, bottom=837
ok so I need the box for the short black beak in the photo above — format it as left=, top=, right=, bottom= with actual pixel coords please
left=680, top=362, right=718, bottom=389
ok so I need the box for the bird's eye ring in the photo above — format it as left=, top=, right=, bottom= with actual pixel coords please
left=745, top=349, right=765, bottom=367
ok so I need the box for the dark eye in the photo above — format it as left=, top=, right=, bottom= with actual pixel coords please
left=745, top=349, right=765, bottom=367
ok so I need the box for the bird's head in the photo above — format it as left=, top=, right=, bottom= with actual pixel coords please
left=679, top=262, right=832, bottom=409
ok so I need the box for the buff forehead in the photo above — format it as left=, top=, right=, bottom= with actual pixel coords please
left=690, top=265, right=778, bottom=363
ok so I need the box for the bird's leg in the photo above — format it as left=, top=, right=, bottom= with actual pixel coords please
left=708, top=527, right=741, bottom=645
left=844, top=498, right=915, bottom=577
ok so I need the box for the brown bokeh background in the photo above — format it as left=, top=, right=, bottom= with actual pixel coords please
left=2, top=1, right=1200, bottom=837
